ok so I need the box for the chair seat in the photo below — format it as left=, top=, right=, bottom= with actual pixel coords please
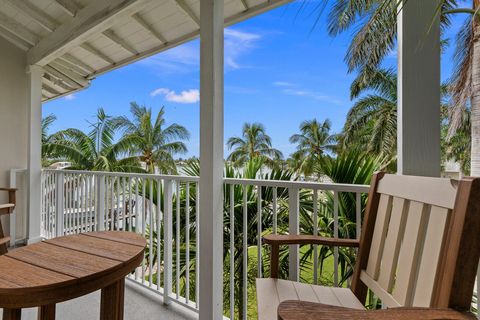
left=256, top=278, right=364, bottom=320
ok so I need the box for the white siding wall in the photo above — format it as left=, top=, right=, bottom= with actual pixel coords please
left=0, top=37, right=28, bottom=242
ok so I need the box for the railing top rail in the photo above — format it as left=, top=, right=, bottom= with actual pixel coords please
left=223, top=177, right=370, bottom=193
left=42, top=169, right=370, bottom=192
left=42, top=169, right=200, bottom=182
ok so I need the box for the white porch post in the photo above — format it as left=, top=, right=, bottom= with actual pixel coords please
left=199, top=0, right=224, bottom=319
left=26, top=65, right=44, bottom=244
left=397, top=0, right=441, bottom=177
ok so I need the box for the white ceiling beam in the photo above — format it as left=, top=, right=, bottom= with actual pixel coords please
left=54, top=57, right=89, bottom=77
left=131, top=13, right=167, bottom=44
left=49, top=61, right=89, bottom=86
left=174, top=0, right=199, bottom=26
left=240, top=0, right=249, bottom=10
left=80, top=43, right=115, bottom=65
left=7, top=0, right=59, bottom=33
left=43, top=84, right=60, bottom=96
left=44, top=65, right=81, bottom=89
left=61, top=53, right=95, bottom=75
left=27, top=0, right=148, bottom=66
left=43, top=73, right=71, bottom=91
left=102, top=29, right=138, bottom=55
left=53, top=0, right=80, bottom=17
left=0, top=11, right=39, bottom=46
left=0, top=25, right=31, bottom=51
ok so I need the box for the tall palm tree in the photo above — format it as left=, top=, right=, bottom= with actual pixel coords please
left=341, top=68, right=397, bottom=164
left=227, top=122, right=283, bottom=167
left=113, top=102, right=190, bottom=174
left=46, top=108, right=142, bottom=172
left=41, top=114, right=57, bottom=166
left=448, top=1, right=480, bottom=175
left=289, top=118, right=337, bottom=177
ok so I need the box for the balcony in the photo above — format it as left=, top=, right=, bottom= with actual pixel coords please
left=30, top=169, right=368, bottom=319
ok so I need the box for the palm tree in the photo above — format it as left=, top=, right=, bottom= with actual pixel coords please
left=41, top=114, right=57, bottom=166
left=46, top=108, right=142, bottom=172
left=113, top=102, right=190, bottom=174
left=289, top=118, right=337, bottom=177
left=227, top=122, right=283, bottom=167
left=341, top=68, right=397, bottom=164
left=448, top=2, right=480, bottom=175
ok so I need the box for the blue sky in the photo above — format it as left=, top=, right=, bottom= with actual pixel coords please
left=43, top=1, right=466, bottom=159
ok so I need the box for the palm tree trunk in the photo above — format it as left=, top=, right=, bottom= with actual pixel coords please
left=471, top=2, right=480, bottom=176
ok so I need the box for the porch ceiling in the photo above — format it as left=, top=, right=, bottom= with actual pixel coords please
left=0, top=0, right=290, bottom=102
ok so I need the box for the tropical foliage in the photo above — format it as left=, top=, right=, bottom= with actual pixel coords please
left=45, top=108, right=143, bottom=172
left=289, top=118, right=337, bottom=177
left=226, top=122, right=283, bottom=167
left=341, top=68, right=397, bottom=166
left=113, top=102, right=190, bottom=174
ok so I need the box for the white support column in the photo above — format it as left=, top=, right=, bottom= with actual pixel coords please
left=199, top=0, right=224, bottom=319
left=397, top=0, right=441, bottom=177
left=26, top=65, right=44, bottom=244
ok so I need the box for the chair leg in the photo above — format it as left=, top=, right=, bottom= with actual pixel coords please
left=38, top=304, right=56, bottom=320
left=100, top=279, right=125, bottom=320
left=0, top=219, right=8, bottom=255
left=3, top=308, right=21, bottom=320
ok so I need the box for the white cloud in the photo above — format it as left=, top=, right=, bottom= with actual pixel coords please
left=150, top=88, right=200, bottom=103
left=273, top=81, right=294, bottom=87
left=224, top=28, right=261, bottom=70
left=138, top=27, right=262, bottom=74
left=64, top=94, right=75, bottom=101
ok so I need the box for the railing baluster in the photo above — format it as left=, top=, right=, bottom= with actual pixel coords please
left=356, top=192, right=361, bottom=239
left=185, top=182, right=190, bottom=304
left=122, top=177, right=126, bottom=231
left=157, top=178, right=162, bottom=291
left=195, top=182, right=200, bottom=308
left=333, top=191, right=339, bottom=287
left=257, top=184, right=262, bottom=278
left=164, top=180, right=173, bottom=303
left=149, top=179, right=154, bottom=287
left=55, top=172, right=64, bottom=237
left=141, top=179, right=146, bottom=284
left=242, top=184, right=248, bottom=320
left=288, top=187, right=300, bottom=282
left=176, top=181, right=181, bottom=300
left=128, top=177, right=132, bottom=232
left=273, top=186, right=277, bottom=234
left=135, top=179, right=140, bottom=280
left=229, top=185, right=235, bottom=319
left=313, top=189, right=318, bottom=285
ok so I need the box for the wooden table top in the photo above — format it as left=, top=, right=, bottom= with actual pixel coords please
left=0, top=231, right=146, bottom=308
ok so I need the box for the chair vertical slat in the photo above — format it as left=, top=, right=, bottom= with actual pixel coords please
left=377, top=197, right=409, bottom=291
left=365, top=194, right=393, bottom=279
left=412, top=205, right=449, bottom=307
left=392, top=201, right=430, bottom=306
left=351, top=172, right=385, bottom=304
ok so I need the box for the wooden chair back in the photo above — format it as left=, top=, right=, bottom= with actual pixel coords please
left=350, top=173, right=480, bottom=311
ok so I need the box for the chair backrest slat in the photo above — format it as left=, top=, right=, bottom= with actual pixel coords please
left=365, top=194, right=392, bottom=279
left=377, top=197, right=409, bottom=292
left=411, top=206, right=450, bottom=306
left=392, top=201, right=430, bottom=306
left=352, top=173, right=480, bottom=312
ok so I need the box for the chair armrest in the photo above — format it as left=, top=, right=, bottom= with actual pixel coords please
left=263, top=234, right=359, bottom=248
left=277, top=301, right=475, bottom=320
left=264, top=234, right=359, bottom=278
left=0, top=188, right=16, bottom=214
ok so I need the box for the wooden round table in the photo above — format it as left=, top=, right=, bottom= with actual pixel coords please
left=0, top=231, right=146, bottom=320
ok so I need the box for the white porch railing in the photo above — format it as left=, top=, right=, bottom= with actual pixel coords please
left=41, top=169, right=370, bottom=319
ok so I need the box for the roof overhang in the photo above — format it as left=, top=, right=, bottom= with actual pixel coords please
left=0, top=0, right=292, bottom=102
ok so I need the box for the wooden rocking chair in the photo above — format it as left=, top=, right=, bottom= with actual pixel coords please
left=0, top=188, right=16, bottom=255
left=257, top=173, right=480, bottom=319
